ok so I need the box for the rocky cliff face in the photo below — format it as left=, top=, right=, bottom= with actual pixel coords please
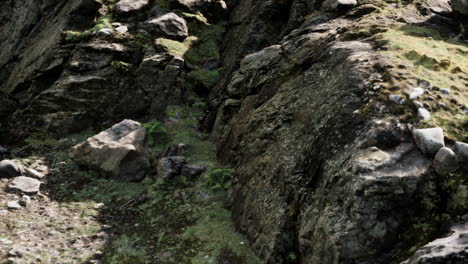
left=0, top=0, right=467, bottom=263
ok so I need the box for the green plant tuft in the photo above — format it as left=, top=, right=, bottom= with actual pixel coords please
left=205, top=168, right=234, bottom=191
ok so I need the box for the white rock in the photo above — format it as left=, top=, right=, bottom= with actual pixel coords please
left=433, top=147, right=459, bottom=176
left=417, top=108, right=431, bottom=121
left=114, top=0, right=149, bottom=14
left=25, top=168, right=45, bottom=179
left=7, top=201, right=21, bottom=210
left=115, top=25, right=128, bottom=34
left=7, top=176, right=41, bottom=195
left=322, top=0, right=357, bottom=10
left=412, top=127, right=445, bottom=156
left=409, top=87, right=424, bottom=99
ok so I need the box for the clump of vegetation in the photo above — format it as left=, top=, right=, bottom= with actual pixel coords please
left=63, top=14, right=113, bottom=42
left=187, top=69, right=220, bottom=91
left=205, top=168, right=234, bottom=191
left=111, top=60, right=132, bottom=72
left=143, top=121, right=169, bottom=147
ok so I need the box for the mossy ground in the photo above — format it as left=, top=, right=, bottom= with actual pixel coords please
left=3, top=99, right=260, bottom=263
left=374, top=24, right=467, bottom=141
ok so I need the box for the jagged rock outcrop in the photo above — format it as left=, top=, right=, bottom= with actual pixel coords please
left=210, top=0, right=467, bottom=263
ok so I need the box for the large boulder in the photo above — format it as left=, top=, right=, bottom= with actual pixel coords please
left=69, top=119, right=149, bottom=181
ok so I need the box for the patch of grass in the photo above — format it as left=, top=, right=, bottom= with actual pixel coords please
left=183, top=204, right=262, bottom=264
left=143, top=121, right=170, bottom=147
left=187, top=69, right=220, bottom=91
left=377, top=25, right=468, bottom=141
left=63, top=14, right=113, bottom=43
left=68, top=177, right=152, bottom=203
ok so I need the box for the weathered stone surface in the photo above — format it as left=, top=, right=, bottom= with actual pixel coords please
left=169, top=0, right=228, bottom=21
left=7, top=176, right=41, bottom=195
left=0, top=160, right=22, bottom=178
left=452, top=0, right=468, bottom=16
left=402, top=222, right=468, bottom=264
left=455, top=142, right=468, bottom=170
left=413, top=127, right=445, bottom=156
left=156, top=156, right=186, bottom=179
left=433, top=147, right=459, bottom=176
left=69, top=119, right=149, bottom=181
left=322, top=0, right=357, bottom=11
left=142, top=12, right=188, bottom=40
left=114, top=0, right=149, bottom=15
left=25, top=168, right=45, bottom=179
left=181, top=165, right=207, bottom=178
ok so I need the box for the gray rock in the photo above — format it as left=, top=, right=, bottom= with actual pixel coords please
left=96, top=28, right=113, bottom=37
left=433, top=147, right=459, bottom=176
left=7, top=201, right=21, bottom=210
left=418, top=79, right=433, bottom=90
left=114, top=0, right=149, bottom=15
left=161, top=144, right=188, bottom=158
left=402, top=222, right=468, bottom=263
left=413, top=127, right=445, bottom=156
left=142, top=13, right=188, bottom=40
left=455, top=142, right=468, bottom=169
left=181, top=165, right=207, bottom=178
left=389, top=94, right=406, bottom=105
left=322, top=0, right=357, bottom=11
left=69, top=120, right=149, bottom=182
left=156, top=156, right=187, bottom=179
left=417, top=108, right=431, bottom=121
left=0, top=146, right=9, bottom=158
left=0, top=160, right=22, bottom=178
left=440, top=88, right=451, bottom=94
left=452, top=0, right=468, bottom=16
left=19, top=195, right=31, bottom=206
left=7, top=176, right=41, bottom=195
left=169, top=0, right=228, bottom=20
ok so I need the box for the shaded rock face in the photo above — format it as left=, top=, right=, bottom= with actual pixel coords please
left=69, top=120, right=149, bottom=181
left=0, top=0, right=185, bottom=140
left=209, top=0, right=463, bottom=263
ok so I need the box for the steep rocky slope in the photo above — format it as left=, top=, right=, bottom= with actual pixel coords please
left=0, top=0, right=467, bottom=264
